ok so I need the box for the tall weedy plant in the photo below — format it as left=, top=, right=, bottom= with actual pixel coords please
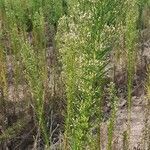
left=2, top=0, right=49, bottom=147
left=0, top=0, right=7, bottom=112
left=19, top=9, right=50, bottom=147
left=20, top=39, right=49, bottom=148
left=0, top=0, right=65, bottom=148
left=57, top=0, right=128, bottom=149
left=107, top=83, right=118, bottom=150
left=0, top=46, right=7, bottom=115
left=125, top=0, right=138, bottom=147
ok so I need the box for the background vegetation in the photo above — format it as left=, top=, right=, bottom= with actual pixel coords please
left=0, top=0, right=150, bottom=149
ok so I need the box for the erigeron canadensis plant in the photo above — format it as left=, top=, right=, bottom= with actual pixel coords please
left=0, top=0, right=65, bottom=148
left=107, top=82, right=118, bottom=150
left=20, top=39, right=49, bottom=148
left=125, top=0, right=138, bottom=147
left=0, top=46, right=7, bottom=116
left=1, top=0, right=49, bottom=147
left=19, top=9, right=49, bottom=147
left=56, top=0, right=131, bottom=149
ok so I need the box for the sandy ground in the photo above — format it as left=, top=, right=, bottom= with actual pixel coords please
left=115, top=95, right=149, bottom=149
